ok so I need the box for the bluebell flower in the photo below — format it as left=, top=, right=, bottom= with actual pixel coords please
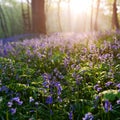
left=0, top=86, right=9, bottom=93
left=55, top=82, right=62, bottom=95
left=46, top=96, right=53, bottom=104
left=104, top=100, right=112, bottom=112
left=94, top=95, right=101, bottom=108
left=12, top=97, right=20, bottom=102
left=35, top=102, right=39, bottom=106
left=116, top=83, right=120, bottom=89
left=116, top=99, right=120, bottom=104
left=83, top=112, right=94, bottom=120
left=29, top=97, right=34, bottom=103
left=8, top=101, right=13, bottom=107
left=17, top=100, right=23, bottom=105
left=3, top=47, right=7, bottom=55
left=69, top=111, right=73, bottom=120
left=95, top=95, right=100, bottom=100
left=57, top=96, right=62, bottom=102
left=96, top=87, right=102, bottom=92
left=10, top=108, right=16, bottom=115
left=42, top=81, right=49, bottom=88
left=30, top=110, right=34, bottom=113
left=94, top=84, right=99, bottom=90
left=12, top=97, right=23, bottom=105
left=105, top=81, right=113, bottom=87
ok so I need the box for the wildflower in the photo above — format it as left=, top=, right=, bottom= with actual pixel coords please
left=0, top=86, right=9, bottom=93
left=10, top=108, right=16, bottom=115
left=42, top=81, right=49, bottom=88
left=29, top=97, right=34, bottom=103
left=57, top=96, right=62, bottom=102
left=8, top=101, right=13, bottom=107
left=116, top=83, right=120, bottom=89
left=46, top=96, right=53, bottom=104
left=94, top=95, right=100, bottom=107
left=104, top=100, right=112, bottom=112
left=105, top=81, right=113, bottom=87
left=83, top=112, right=94, bottom=120
left=94, top=84, right=99, bottom=90
left=96, top=87, right=102, bottom=92
left=17, top=100, right=23, bottom=105
left=116, top=99, right=120, bottom=104
left=69, top=111, right=73, bottom=120
left=35, top=102, right=39, bottom=106
left=55, top=82, right=62, bottom=95
left=12, top=97, right=23, bottom=105
left=3, top=47, right=7, bottom=55
left=95, top=95, right=100, bottom=100
left=30, top=110, right=34, bottom=113
left=12, top=97, right=20, bottom=102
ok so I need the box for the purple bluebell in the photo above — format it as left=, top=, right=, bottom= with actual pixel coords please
left=94, top=84, right=99, bottom=90
left=42, top=81, right=49, bottom=88
left=17, top=100, right=23, bottom=105
left=10, top=108, right=16, bottom=115
left=12, top=97, right=23, bottom=105
left=0, top=86, right=9, bottom=93
left=105, top=81, right=113, bottom=87
left=35, top=102, right=39, bottom=106
left=116, top=99, right=120, bottom=104
left=29, top=97, right=34, bottom=103
left=30, top=110, right=34, bottom=113
left=55, top=82, right=62, bottom=95
left=46, top=96, right=53, bottom=104
left=69, top=111, right=73, bottom=120
left=95, top=95, right=100, bottom=100
left=12, top=97, right=20, bottom=102
left=8, top=101, right=13, bottom=107
left=3, top=47, right=7, bottom=55
left=82, top=112, right=94, bottom=120
left=94, top=84, right=102, bottom=92
left=93, top=95, right=100, bottom=108
left=57, top=96, right=62, bottom=102
left=116, top=83, right=120, bottom=89
left=96, top=87, right=102, bottom=92
left=104, top=100, right=112, bottom=112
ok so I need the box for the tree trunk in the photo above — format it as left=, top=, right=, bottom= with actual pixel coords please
left=112, top=0, right=119, bottom=30
left=57, top=0, right=62, bottom=32
left=94, top=0, right=100, bottom=31
left=32, top=0, right=46, bottom=34
left=0, top=5, right=8, bottom=37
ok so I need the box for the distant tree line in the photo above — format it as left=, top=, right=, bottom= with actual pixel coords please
left=0, top=0, right=120, bottom=38
left=32, top=0, right=120, bottom=34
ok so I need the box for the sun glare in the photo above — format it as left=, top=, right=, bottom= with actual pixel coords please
left=70, top=0, right=92, bottom=14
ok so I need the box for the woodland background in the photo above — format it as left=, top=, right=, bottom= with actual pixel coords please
left=0, top=0, right=120, bottom=38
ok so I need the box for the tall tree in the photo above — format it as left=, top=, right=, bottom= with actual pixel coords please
left=57, top=0, right=62, bottom=32
left=0, top=5, right=8, bottom=37
left=94, top=0, right=100, bottom=31
left=112, top=0, right=119, bottom=30
left=32, top=0, right=46, bottom=34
